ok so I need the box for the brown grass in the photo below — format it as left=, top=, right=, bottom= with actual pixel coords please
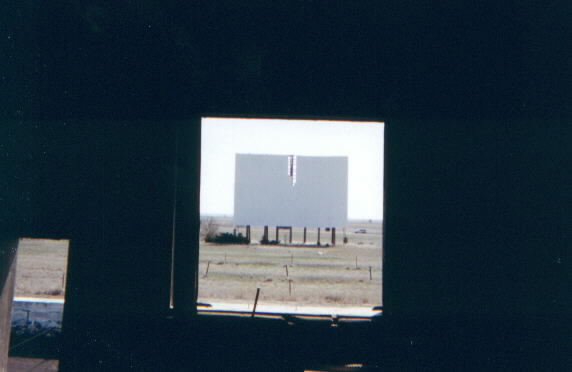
left=197, top=219, right=383, bottom=308
left=15, top=238, right=69, bottom=299
left=14, top=221, right=383, bottom=310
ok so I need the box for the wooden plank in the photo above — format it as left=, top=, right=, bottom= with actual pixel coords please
left=0, top=239, right=18, bottom=372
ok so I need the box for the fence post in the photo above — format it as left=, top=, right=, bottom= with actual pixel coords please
left=204, top=261, right=210, bottom=278
left=251, top=288, right=261, bottom=317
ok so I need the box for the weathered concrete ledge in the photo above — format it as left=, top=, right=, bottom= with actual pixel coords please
left=11, top=297, right=64, bottom=330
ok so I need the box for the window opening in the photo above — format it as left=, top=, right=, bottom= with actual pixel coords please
left=9, top=238, right=69, bottom=360
left=198, top=117, right=384, bottom=317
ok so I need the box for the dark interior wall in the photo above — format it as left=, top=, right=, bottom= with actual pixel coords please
left=3, top=120, right=568, bottom=370
left=385, top=121, right=569, bottom=318
left=1, top=122, right=175, bottom=314
left=2, top=1, right=570, bottom=120
left=1, top=1, right=570, bottom=370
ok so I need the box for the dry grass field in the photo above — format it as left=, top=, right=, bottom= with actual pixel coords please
left=198, top=217, right=382, bottom=310
left=14, top=220, right=383, bottom=313
left=14, top=238, right=68, bottom=299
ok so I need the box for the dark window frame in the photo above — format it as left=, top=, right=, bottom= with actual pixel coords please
left=170, top=115, right=387, bottom=323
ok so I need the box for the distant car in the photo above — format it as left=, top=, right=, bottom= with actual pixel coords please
left=354, top=228, right=367, bottom=234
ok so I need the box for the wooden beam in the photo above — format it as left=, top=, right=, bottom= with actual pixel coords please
left=0, top=239, right=18, bottom=372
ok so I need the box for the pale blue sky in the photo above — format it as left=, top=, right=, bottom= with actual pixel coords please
left=200, top=117, right=384, bottom=220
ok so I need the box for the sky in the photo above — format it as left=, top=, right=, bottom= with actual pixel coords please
left=200, top=117, right=384, bottom=220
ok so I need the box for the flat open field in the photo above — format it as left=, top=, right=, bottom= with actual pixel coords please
left=14, top=239, right=69, bottom=299
left=13, top=220, right=383, bottom=314
left=198, top=217, right=382, bottom=312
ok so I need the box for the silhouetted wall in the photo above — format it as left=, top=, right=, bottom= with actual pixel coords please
left=1, top=1, right=569, bottom=370
left=384, top=121, right=569, bottom=318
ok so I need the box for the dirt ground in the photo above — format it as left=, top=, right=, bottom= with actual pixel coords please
left=198, top=217, right=382, bottom=309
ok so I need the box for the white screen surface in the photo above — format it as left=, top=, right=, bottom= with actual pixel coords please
left=234, top=154, right=348, bottom=227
